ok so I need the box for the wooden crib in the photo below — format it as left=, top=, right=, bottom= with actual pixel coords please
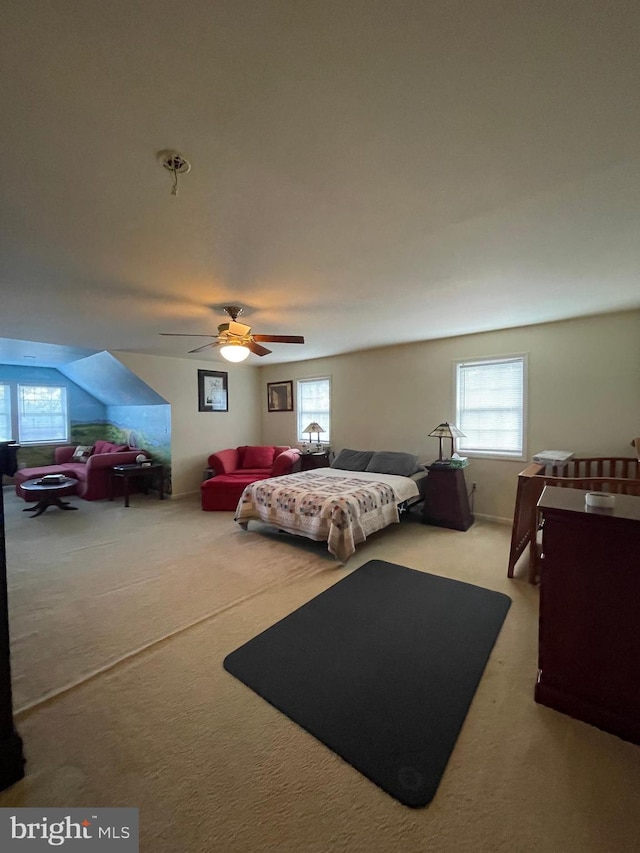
left=507, top=457, right=640, bottom=583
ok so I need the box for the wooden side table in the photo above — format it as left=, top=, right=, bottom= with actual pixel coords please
left=299, top=451, right=331, bottom=471
left=422, top=465, right=473, bottom=530
left=110, top=464, right=164, bottom=507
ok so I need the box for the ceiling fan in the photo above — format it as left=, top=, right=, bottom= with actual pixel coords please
left=160, top=306, right=305, bottom=362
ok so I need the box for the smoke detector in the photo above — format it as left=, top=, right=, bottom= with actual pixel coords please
left=157, top=149, right=191, bottom=195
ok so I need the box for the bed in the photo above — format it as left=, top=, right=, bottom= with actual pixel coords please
left=234, top=449, right=426, bottom=562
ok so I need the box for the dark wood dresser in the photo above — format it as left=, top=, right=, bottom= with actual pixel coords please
left=536, top=486, right=640, bottom=744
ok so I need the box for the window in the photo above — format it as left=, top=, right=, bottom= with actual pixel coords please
left=0, top=384, right=11, bottom=441
left=297, top=377, right=331, bottom=444
left=17, top=384, right=69, bottom=444
left=455, top=355, right=526, bottom=459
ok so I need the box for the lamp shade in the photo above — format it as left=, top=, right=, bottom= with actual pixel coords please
left=219, top=343, right=250, bottom=363
left=303, top=422, right=325, bottom=447
left=428, top=422, right=465, bottom=460
left=428, top=422, right=465, bottom=440
left=303, top=422, right=325, bottom=436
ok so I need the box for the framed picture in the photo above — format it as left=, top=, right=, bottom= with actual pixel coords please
left=267, top=380, right=293, bottom=412
left=198, top=370, right=228, bottom=412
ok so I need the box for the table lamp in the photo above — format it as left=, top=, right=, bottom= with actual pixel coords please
left=303, top=422, right=325, bottom=451
left=428, top=422, right=465, bottom=460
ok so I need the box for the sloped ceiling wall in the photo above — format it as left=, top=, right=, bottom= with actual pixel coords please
left=59, top=352, right=168, bottom=406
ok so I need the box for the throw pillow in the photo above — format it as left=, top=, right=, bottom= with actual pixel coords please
left=71, top=445, right=94, bottom=463
left=242, top=445, right=276, bottom=469
left=331, top=448, right=374, bottom=471
left=365, top=451, right=422, bottom=477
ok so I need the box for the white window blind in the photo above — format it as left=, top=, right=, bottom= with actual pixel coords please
left=297, top=377, right=331, bottom=444
left=0, top=384, right=11, bottom=442
left=455, top=356, right=526, bottom=457
left=17, top=384, right=69, bottom=444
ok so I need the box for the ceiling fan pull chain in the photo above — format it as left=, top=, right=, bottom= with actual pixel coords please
left=157, top=149, right=191, bottom=197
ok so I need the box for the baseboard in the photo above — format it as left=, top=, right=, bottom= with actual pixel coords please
left=473, top=512, right=512, bottom=526
left=168, top=489, right=199, bottom=500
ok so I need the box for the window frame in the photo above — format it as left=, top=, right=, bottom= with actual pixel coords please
left=0, top=383, right=12, bottom=442
left=296, top=376, right=331, bottom=445
left=15, top=383, right=70, bottom=445
left=453, top=353, right=528, bottom=462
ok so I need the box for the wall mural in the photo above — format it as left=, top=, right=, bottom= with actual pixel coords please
left=0, top=365, right=106, bottom=469
left=0, top=361, right=173, bottom=494
left=107, top=404, right=172, bottom=493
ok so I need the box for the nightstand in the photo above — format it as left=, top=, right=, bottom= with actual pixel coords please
left=422, top=465, right=473, bottom=530
left=299, top=451, right=331, bottom=471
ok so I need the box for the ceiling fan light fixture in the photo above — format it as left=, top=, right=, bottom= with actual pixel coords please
left=160, top=304, right=304, bottom=359
left=219, top=343, right=250, bottom=363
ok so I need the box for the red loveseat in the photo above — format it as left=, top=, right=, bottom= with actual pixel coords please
left=14, top=440, right=149, bottom=501
left=201, top=445, right=301, bottom=511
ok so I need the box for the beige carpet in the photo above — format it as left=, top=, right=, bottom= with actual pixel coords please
left=1, top=487, right=640, bottom=852
left=6, top=491, right=342, bottom=711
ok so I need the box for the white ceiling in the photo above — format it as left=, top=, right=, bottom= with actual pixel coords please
left=2, top=1, right=639, bottom=367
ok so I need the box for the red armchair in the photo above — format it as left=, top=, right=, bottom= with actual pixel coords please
left=14, top=440, right=149, bottom=501
left=201, top=445, right=301, bottom=511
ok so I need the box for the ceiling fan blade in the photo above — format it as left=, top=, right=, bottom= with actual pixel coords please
left=252, top=334, right=305, bottom=344
left=188, top=341, right=220, bottom=354
left=247, top=341, right=272, bottom=356
left=160, top=333, right=216, bottom=337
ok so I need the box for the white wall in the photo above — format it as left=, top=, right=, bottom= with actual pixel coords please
left=113, top=352, right=261, bottom=497
left=259, top=310, right=640, bottom=521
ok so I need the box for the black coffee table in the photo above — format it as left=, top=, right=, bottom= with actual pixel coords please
left=21, top=477, right=79, bottom=517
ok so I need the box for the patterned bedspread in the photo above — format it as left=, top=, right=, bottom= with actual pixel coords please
left=234, top=470, right=416, bottom=562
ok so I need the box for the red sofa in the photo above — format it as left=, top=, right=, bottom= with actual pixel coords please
left=201, top=445, right=301, bottom=511
left=14, top=440, right=149, bottom=501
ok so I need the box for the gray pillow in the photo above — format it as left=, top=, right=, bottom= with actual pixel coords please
left=331, top=448, right=374, bottom=471
left=364, top=451, right=421, bottom=477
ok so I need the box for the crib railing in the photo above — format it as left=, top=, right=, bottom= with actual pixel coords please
left=562, top=457, right=639, bottom=479
left=507, top=458, right=640, bottom=583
